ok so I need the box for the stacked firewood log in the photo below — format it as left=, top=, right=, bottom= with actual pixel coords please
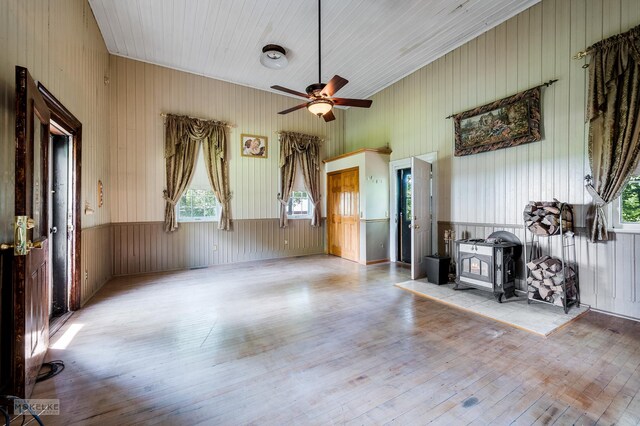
left=523, top=200, right=573, bottom=236
left=526, top=255, right=577, bottom=306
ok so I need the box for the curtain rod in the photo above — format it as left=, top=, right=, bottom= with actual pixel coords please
left=445, top=79, right=558, bottom=119
left=573, top=23, right=640, bottom=60
left=160, top=112, right=236, bottom=128
left=573, top=50, right=589, bottom=60
left=276, top=130, right=325, bottom=142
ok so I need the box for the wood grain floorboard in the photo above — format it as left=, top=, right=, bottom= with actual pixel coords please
left=29, top=255, right=640, bottom=425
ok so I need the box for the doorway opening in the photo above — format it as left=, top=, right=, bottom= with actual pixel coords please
left=389, top=152, right=437, bottom=279
left=397, top=168, right=412, bottom=264
left=38, top=82, right=83, bottom=329
left=49, top=124, right=73, bottom=323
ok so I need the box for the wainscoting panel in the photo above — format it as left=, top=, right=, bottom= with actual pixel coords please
left=112, top=219, right=325, bottom=276
left=365, top=220, right=390, bottom=263
left=439, top=221, right=640, bottom=320
left=81, top=225, right=113, bottom=306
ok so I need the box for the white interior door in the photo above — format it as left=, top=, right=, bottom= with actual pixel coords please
left=411, top=157, right=432, bottom=280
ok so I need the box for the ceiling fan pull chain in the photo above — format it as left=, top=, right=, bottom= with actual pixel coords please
left=270, top=0, right=371, bottom=119
left=318, top=0, right=321, bottom=84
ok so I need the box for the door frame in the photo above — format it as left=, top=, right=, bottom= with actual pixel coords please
left=389, top=152, right=437, bottom=262
left=37, top=83, right=82, bottom=311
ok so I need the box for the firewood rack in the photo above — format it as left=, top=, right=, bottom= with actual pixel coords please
left=523, top=202, right=580, bottom=314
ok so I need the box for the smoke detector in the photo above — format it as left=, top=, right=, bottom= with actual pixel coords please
left=260, top=44, right=288, bottom=69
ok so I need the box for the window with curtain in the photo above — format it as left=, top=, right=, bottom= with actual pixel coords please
left=286, top=165, right=312, bottom=219
left=583, top=23, right=640, bottom=241
left=177, top=149, right=219, bottom=222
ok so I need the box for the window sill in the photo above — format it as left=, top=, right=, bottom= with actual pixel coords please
left=607, top=227, right=640, bottom=235
left=178, top=219, right=218, bottom=223
left=287, top=216, right=313, bottom=220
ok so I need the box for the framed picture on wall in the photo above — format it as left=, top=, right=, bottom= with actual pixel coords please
left=241, top=134, right=268, bottom=158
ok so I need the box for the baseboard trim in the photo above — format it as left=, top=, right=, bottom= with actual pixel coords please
left=112, top=250, right=326, bottom=278
left=80, top=275, right=113, bottom=307
left=366, top=259, right=389, bottom=265
left=590, top=307, right=640, bottom=323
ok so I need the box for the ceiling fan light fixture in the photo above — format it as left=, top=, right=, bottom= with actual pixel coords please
left=307, top=99, right=333, bottom=116
left=260, top=44, right=288, bottom=69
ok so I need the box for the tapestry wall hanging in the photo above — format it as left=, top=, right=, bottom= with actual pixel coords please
left=452, top=86, right=544, bottom=157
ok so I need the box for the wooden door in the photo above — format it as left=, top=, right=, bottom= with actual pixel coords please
left=327, top=168, right=359, bottom=263
left=327, top=173, right=343, bottom=257
left=410, top=157, right=431, bottom=280
left=340, top=169, right=359, bottom=262
left=13, top=66, right=51, bottom=398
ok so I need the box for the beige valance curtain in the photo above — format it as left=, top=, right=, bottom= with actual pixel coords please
left=163, top=114, right=232, bottom=232
left=585, top=24, right=640, bottom=242
left=278, top=131, right=322, bottom=228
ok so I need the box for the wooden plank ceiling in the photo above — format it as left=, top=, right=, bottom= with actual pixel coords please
left=88, top=0, right=539, bottom=100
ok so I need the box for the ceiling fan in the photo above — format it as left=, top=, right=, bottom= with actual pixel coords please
left=271, top=0, right=373, bottom=122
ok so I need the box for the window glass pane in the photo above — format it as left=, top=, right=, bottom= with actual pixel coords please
left=287, top=190, right=311, bottom=217
left=621, top=176, right=640, bottom=223
left=405, top=175, right=412, bottom=218
left=177, top=149, right=218, bottom=221
left=177, top=188, right=217, bottom=222
left=32, top=114, right=44, bottom=239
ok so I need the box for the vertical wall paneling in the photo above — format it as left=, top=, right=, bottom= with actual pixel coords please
left=111, top=220, right=325, bottom=276
left=80, top=225, right=113, bottom=306
left=0, top=0, right=112, bottom=304
left=109, top=55, right=345, bottom=223
left=108, top=55, right=345, bottom=274
left=346, top=0, right=640, bottom=319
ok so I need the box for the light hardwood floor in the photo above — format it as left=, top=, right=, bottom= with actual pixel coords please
left=32, top=255, right=640, bottom=425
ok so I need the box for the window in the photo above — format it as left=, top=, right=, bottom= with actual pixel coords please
left=405, top=174, right=412, bottom=218
left=611, top=174, right=640, bottom=231
left=177, top=149, right=219, bottom=222
left=178, top=189, right=217, bottom=222
left=284, top=165, right=313, bottom=219
left=287, top=191, right=310, bottom=217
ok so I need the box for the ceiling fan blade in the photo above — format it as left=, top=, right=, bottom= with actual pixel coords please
left=331, top=98, right=373, bottom=108
left=271, top=85, right=310, bottom=98
left=323, top=109, right=336, bottom=122
left=321, top=75, right=349, bottom=97
left=278, top=103, right=309, bottom=115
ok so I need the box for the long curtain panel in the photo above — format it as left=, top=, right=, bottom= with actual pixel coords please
left=585, top=24, right=640, bottom=242
left=202, top=125, right=232, bottom=230
left=163, top=114, right=232, bottom=232
left=278, top=131, right=322, bottom=228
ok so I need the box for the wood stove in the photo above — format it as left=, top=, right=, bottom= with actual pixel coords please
left=455, top=231, right=522, bottom=303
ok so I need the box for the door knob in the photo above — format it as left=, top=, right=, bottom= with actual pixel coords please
left=50, top=226, right=58, bottom=234
left=0, top=243, right=14, bottom=250
left=415, top=224, right=420, bottom=229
